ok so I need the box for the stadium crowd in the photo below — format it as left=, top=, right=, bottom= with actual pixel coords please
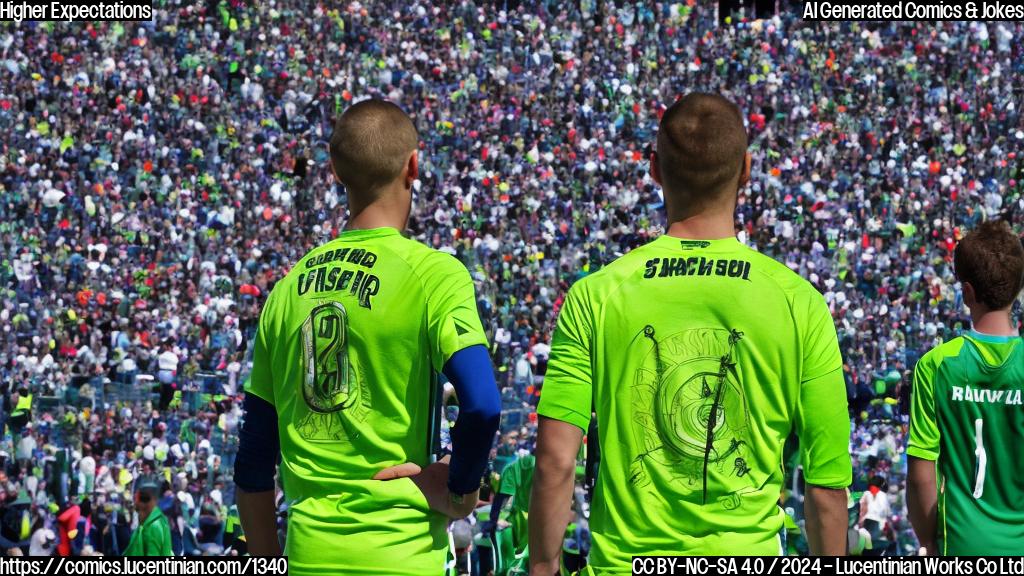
left=0, top=0, right=1023, bottom=561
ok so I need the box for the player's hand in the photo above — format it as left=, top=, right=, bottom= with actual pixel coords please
left=409, top=455, right=479, bottom=519
left=373, top=456, right=478, bottom=519
left=442, top=486, right=481, bottom=519
left=372, top=462, right=422, bottom=480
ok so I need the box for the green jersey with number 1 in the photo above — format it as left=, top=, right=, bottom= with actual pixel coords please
left=908, top=331, right=1024, bottom=555
left=245, top=227, right=487, bottom=576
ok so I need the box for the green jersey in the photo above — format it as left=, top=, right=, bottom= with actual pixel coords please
left=538, top=236, right=850, bottom=571
left=498, top=454, right=536, bottom=553
left=123, top=507, right=172, bottom=557
left=246, top=227, right=487, bottom=575
left=498, top=454, right=536, bottom=514
left=908, top=331, right=1024, bottom=555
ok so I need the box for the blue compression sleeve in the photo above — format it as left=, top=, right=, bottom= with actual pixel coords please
left=234, top=392, right=280, bottom=492
left=443, top=344, right=501, bottom=495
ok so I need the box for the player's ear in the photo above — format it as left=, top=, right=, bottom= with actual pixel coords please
left=962, top=281, right=976, bottom=308
left=329, top=146, right=342, bottom=184
left=405, top=150, right=419, bottom=188
left=650, top=151, right=662, bottom=186
left=738, top=151, right=751, bottom=190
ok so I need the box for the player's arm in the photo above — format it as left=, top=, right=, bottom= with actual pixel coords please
left=530, top=284, right=593, bottom=574
left=428, top=261, right=501, bottom=518
left=795, top=293, right=853, bottom=555
left=799, top=370, right=851, bottom=556
left=530, top=416, right=582, bottom=575
left=235, top=309, right=282, bottom=556
left=235, top=392, right=281, bottom=555
left=376, top=255, right=499, bottom=518
left=804, top=483, right=849, bottom=555
left=907, top=457, right=937, bottom=555
left=443, top=344, right=501, bottom=512
left=906, top=355, right=940, bottom=555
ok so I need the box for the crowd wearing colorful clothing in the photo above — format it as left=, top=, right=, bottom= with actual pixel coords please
left=1, top=0, right=1022, bottom=558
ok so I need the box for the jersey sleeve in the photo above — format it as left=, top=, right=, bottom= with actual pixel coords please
left=793, top=288, right=850, bottom=487
left=245, top=292, right=276, bottom=406
left=537, top=282, right=593, bottom=432
left=423, top=253, right=488, bottom=373
left=795, top=369, right=852, bottom=488
left=907, top=352, right=940, bottom=461
left=799, top=289, right=844, bottom=382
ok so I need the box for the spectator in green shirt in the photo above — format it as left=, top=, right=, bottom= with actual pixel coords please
left=123, top=479, right=172, bottom=556
left=485, top=453, right=535, bottom=553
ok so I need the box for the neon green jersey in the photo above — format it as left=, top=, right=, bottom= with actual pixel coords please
left=246, top=227, right=487, bottom=575
left=538, top=236, right=850, bottom=570
left=908, top=331, right=1024, bottom=555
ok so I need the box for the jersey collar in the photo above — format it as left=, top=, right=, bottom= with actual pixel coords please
left=966, top=329, right=1020, bottom=344
left=656, top=235, right=742, bottom=251
left=337, top=227, right=401, bottom=241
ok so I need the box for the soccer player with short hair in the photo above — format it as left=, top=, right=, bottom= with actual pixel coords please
left=907, top=220, right=1024, bottom=555
left=234, top=99, right=501, bottom=575
left=529, top=93, right=852, bottom=573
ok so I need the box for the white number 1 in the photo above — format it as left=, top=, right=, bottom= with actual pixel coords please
left=973, top=418, right=986, bottom=499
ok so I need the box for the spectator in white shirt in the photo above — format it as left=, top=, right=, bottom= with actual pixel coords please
left=157, top=340, right=179, bottom=411
left=29, top=529, right=55, bottom=557
left=858, top=476, right=892, bottom=553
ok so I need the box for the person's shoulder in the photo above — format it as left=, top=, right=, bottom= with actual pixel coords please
left=917, top=337, right=967, bottom=371
left=414, top=244, right=468, bottom=274
left=374, top=238, right=474, bottom=303
left=390, top=241, right=470, bottom=289
left=741, top=244, right=819, bottom=297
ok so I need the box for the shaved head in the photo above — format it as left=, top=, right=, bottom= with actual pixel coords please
left=655, top=93, right=748, bottom=213
left=330, top=99, right=418, bottom=198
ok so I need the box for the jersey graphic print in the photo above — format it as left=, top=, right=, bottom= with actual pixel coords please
left=630, top=326, right=752, bottom=504
left=297, top=301, right=367, bottom=441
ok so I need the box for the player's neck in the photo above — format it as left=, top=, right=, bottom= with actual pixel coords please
left=664, top=211, right=736, bottom=241
left=346, top=193, right=410, bottom=233
left=970, top=307, right=1018, bottom=337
